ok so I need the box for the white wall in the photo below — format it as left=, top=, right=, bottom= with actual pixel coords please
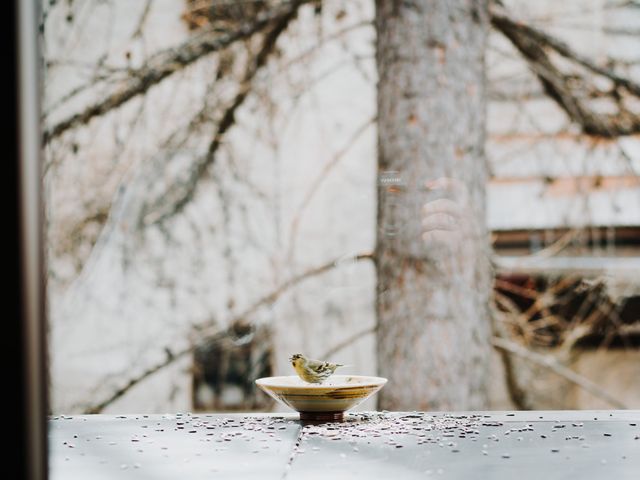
left=44, top=0, right=640, bottom=413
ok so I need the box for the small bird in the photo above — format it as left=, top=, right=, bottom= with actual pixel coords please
left=290, top=353, right=345, bottom=384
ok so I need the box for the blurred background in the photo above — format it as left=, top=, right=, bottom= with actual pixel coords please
left=42, top=0, right=640, bottom=414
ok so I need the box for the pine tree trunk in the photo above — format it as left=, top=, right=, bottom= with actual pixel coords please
left=375, top=0, right=492, bottom=410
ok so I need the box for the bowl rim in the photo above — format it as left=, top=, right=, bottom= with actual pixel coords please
left=255, top=374, right=388, bottom=389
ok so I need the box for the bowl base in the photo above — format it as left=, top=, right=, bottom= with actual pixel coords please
left=299, top=411, right=344, bottom=423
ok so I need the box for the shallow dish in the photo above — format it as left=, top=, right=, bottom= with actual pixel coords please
left=255, top=375, right=387, bottom=422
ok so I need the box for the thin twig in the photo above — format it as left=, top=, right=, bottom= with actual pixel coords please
left=321, top=325, right=376, bottom=360
left=131, top=0, right=153, bottom=40
left=287, top=116, right=375, bottom=262
left=210, top=252, right=375, bottom=332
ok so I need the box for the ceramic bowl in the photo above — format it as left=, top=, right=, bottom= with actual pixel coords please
left=255, top=375, right=387, bottom=422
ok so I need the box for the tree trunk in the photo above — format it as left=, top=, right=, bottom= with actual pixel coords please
left=375, top=0, right=492, bottom=410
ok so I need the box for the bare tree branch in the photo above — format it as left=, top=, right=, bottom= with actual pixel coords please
left=43, top=1, right=311, bottom=144
left=144, top=2, right=303, bottom=225
left=221, top=252, right=374, bottom=330
left=491, top=308, right=536, bottom=410
left=490, top=4, right=640, bottom=137
left=82, top=251, right=374, bottom=413
left=491, top=6, right=640, bottom=96
left=83, top=348, right=186, bottom=414
left=491, top=336, right=628, bottom=409
left=321, top=325, right=376, bottom=360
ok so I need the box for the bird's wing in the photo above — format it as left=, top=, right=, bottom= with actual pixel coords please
left=306, top=360, right=328, bottom=372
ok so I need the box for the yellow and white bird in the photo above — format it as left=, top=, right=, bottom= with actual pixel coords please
left=289, top=353, right=345, bottom=384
